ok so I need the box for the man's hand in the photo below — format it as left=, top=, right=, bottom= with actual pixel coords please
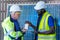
left=25, top=21, right=36, bottom=30
left=25, top=21, right=32, bottom=26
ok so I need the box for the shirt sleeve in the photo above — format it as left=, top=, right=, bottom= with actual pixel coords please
left=48, top=16, right=54, bottom=27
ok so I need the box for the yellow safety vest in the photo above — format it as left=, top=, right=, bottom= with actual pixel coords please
left=38, top=12, right=56, bottom=40
left=1, top=17, right=23, bottom=40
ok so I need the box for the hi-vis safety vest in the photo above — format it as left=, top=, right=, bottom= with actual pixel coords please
left=1, top=17, right=23, bottom=40
left=38, top=12, right=56, bottom=40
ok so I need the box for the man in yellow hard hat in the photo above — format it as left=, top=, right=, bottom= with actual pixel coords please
left=26, top=1, right=56, bottom=40
left=1, top=5, right=27, bottom=40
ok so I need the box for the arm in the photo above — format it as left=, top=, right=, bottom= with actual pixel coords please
left=30, top=24, right=55, bottom=34
left=10, top=31, right=23, bottom=37
left=30, top=25, right=55, bottom=34
left=36, top=27, right=55, bottom=34
left=26, top=16, right=55, bottom=34
left=35, top=16, right=55, bottom=34
left=2, top=22, right=23, bottom=38
left=25, top=21, right=36, bottom=30
left=30, top=24, right=37, bottom=30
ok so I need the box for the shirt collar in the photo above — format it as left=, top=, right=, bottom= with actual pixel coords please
left=10, top=15, right=17, bottom=22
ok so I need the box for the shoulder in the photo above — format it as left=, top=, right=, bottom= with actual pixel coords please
left=3, top=17, right=10, bottom=22
left=48, top=16, right=54, bottom=20
left=2, top=17, right=10, bottom=25
left=1, top=17, right=12, bottom=28
left=48, top=16, right=54, bottom=27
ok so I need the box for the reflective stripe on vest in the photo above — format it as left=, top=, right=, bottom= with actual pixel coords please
left=4, top=28, right=20, bottom=39
left=38, top=12, right=56, bottom=40
left=4, top=28, right=15, bottom=39
left=4, top=28, right=22, bottom=40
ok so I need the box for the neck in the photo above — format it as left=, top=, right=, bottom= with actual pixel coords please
left=10, top=15, right=17, bottom=20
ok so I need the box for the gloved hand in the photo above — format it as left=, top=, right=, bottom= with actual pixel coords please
left=15, top=37, right=21, bottom=40
left=22, top=28, right=27, bottom=33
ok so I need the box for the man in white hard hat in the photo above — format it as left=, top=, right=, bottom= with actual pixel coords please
left=1, top=5, right=28, bottom=40
left=26, top=1, right=56, bottom=40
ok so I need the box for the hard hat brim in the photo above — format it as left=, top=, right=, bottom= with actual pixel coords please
left=10, top=10, right=22, bottom=12
left=34, top=5, right=46, bottom=10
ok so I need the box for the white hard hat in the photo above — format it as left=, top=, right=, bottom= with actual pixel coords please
left=34, top=1, right=46, bottom=10
left=10, top=5, right=22, bottom=12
